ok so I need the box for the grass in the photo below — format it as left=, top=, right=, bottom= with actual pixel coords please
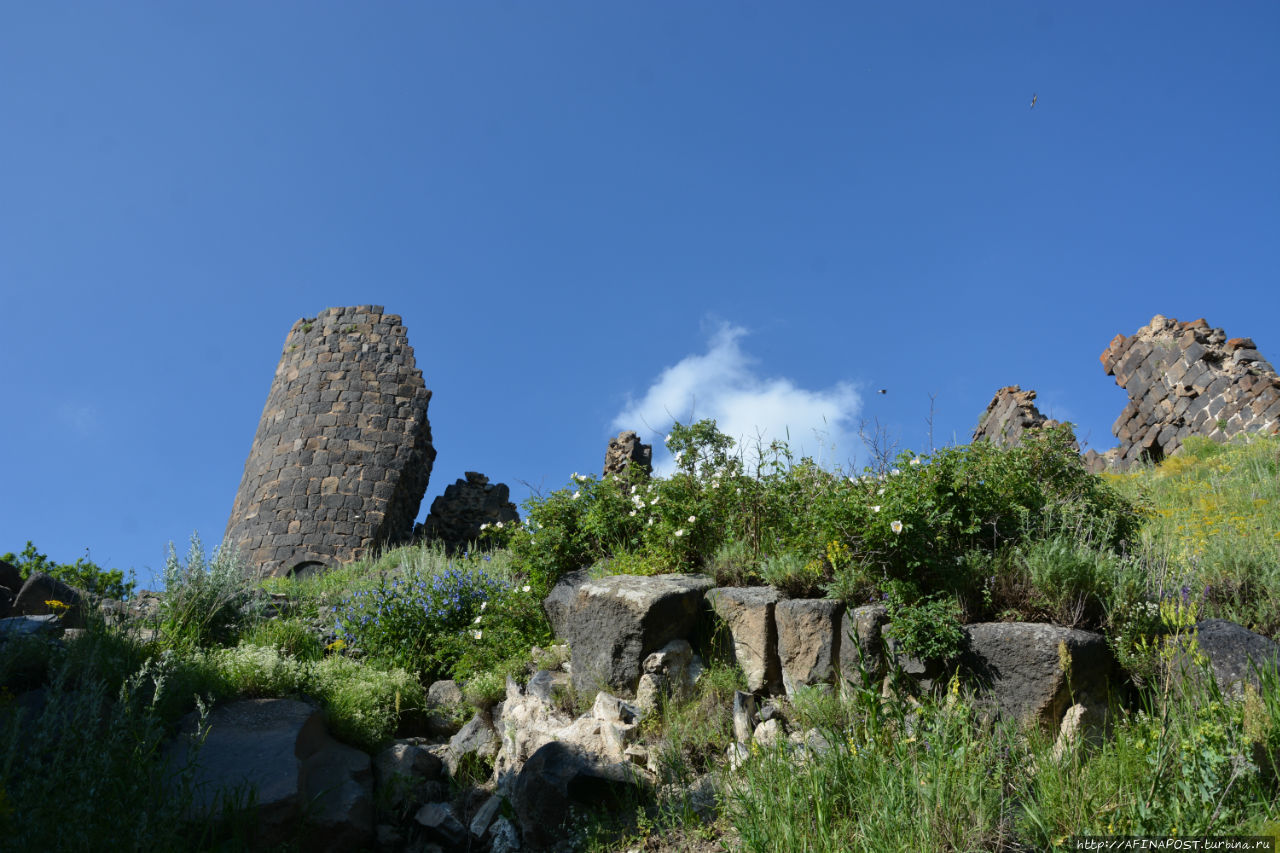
left=3, top=431, right=1280, bottom=850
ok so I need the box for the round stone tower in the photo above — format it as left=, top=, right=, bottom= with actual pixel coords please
left=224, top=305, right=436, bottom=576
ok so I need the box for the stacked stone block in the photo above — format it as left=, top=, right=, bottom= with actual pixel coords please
left=603, top=430, right=653, bottom=478
left=1088, top=315, right=1280, bottom=471
left=972, top=385, right=1076, bottom=449
left=224, top=306, right=436, bottom=576
left=417, top=472, right=519, bottom=553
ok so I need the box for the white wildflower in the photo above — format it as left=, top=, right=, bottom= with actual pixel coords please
left=910, top=458, right=921, bottom=466
left=891, top=520, right=904, bottom=535
left=473, top=630, right=483, bottom=640
left=688, top=515, right=697, bottom=523
left=878, top=488, right=885, bottom=496
left=572, top=491, right=581, bottom=500
left=495, top=521, right=504, bottom=529
left=473, top=615, right=482, bottom=624
left=480, top=600, right=487, bottom=611
left=522, top=585, right=532, bottom=593
left=871, top=506, right=881, bottom=513
left=891, top=468, right=901, bottom=476
left=675, top=529, right=685, bottom=537
left=629, top=510, right=637, bottom=517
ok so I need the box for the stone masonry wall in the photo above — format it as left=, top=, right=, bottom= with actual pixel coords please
left=224, top=306, right=436, bottom=576
left=603, top=430, right=653, bottom=478
left=972, top=385, right=1076, bottom=449
left=417, top=472, right=519, bottom=553
left=1089, top=315, right=1280, bottom=471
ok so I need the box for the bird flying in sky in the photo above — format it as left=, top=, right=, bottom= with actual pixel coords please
left=1030, top=93, right=1038, bottom=109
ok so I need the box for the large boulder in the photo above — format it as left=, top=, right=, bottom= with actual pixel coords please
left=165, top=698, right=372, bottom=851
left=706, top=586, right=782, bottom=694
left=962, top=623, right=1118, bottom=733
left=1178, top=619, right=1280, bottom=697
left=775, top=599, right=846, bottom=695
left=0, top=559, right=21, bottom=618
left=12, top=572, right=89, bottom=629
left=555, top=573, right=715, bottom=696
left=542, top=569, right=590, bottom=640
left=510, top=741, right=643, bottom=849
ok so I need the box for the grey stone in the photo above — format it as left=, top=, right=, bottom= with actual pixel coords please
left=1177, top=619, right=1280, bottom=697
left=706, top=586, right=783, bottom=694
left=469, top=793, right=503, bottom=840
left=373, top=741, right=445, bottom=810
left=558, top=573, right=715, bottom=696
left=0, top=614, right=62, bottom=639
left=839, top=605, right=890, bottom=689
left=775, top=598, right=846, bottom=695
left=12, top=572, right=88, bottom=629
left=164, top=699, right=373, bottom=851
left=962, top=623, right=1118, bottom=733
left=542, top=569, right=590, bottom=639
left=511, top=741, right=641, bottom=849
left=415, top=801, right=468, bottom=848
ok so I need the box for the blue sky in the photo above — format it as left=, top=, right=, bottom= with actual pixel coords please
left=2, top=3, right=1277, bottom=590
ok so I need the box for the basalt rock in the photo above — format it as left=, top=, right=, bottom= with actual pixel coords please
left=417, top=471, right=519, bottom=553
left=973, top=385, right=1078, bottom=450
left=603, top=430, right=653, bottom=478
left=1091, top=315, right=1280, bottom=470
left=224, top=306, right=436, bottom=577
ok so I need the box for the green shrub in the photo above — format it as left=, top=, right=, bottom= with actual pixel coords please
left=239, top=618, right=323, bottom=661
left=157, top=533, right=263, bottom=651
left=332, top=555, right=550, bottom=684
left=0, top=647, right=212, bottom=850
left=884, top=589, right=966, bottom=663
left=308, top=655, right=425, bottom=752
left=2, top=540, right=135, bottom=600
left=759, top=550, right=824, bottom=598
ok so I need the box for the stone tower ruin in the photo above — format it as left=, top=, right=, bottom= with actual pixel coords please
left=224, top=306, right=436, bottom=576
left=1088, top=315, right=1280, bottom=470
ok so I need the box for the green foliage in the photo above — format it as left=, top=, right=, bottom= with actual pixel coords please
left=238, top=617, right=323, bottom=661
left=332, top=552, right=550, bottom=684
left=883, top=589, right=966, bottom=663
left=157, top=534, right=262, bottom=651
left=831, top=425, right=1140, bottom=605
left=0, top=637, right=214, bottom=851
left=1110, top=432, right=1280, bottom=635
left=2, top=540, right=135, bottom=600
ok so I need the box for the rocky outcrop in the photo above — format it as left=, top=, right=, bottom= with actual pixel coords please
left=603, top=430, right=653, bottom=478
left=224, top=306, right=436, bottom=577
left=12, top=572, right=89, bottom=629
left=555, top=573, right=715, bottom=695
left=417, top=472, right=519, bottom=553
left=706, top=586, right=783, bottom=694
left=511, top=741, right=643, bottom=849
left=972, top=385, right=1077, bottom=450
left=1091, top=315, right=1280, bottom=470
left=1175, top=619, right=1280, bottom=698
left=165, top=698, right=373, bottom=851
left=775, top=598, right=846, bottom=695
left=962, top=622, right=1119, bottom=731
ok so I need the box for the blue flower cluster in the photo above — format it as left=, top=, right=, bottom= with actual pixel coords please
left=331, top=562, right=510, bottom=676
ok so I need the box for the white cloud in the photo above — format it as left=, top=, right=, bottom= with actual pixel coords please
left=612, top=323, right=861, bottom=471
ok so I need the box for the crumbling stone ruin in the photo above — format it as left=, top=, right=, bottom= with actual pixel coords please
left=417, top=472, right=519, bottom=553
left=972, top=385, right=1077, bottom=449
left=603, top=430, right=652, bottom=478
left=224, top=306, right=436, bottom=577
left=1088, top=315, right=1280, bottom=470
